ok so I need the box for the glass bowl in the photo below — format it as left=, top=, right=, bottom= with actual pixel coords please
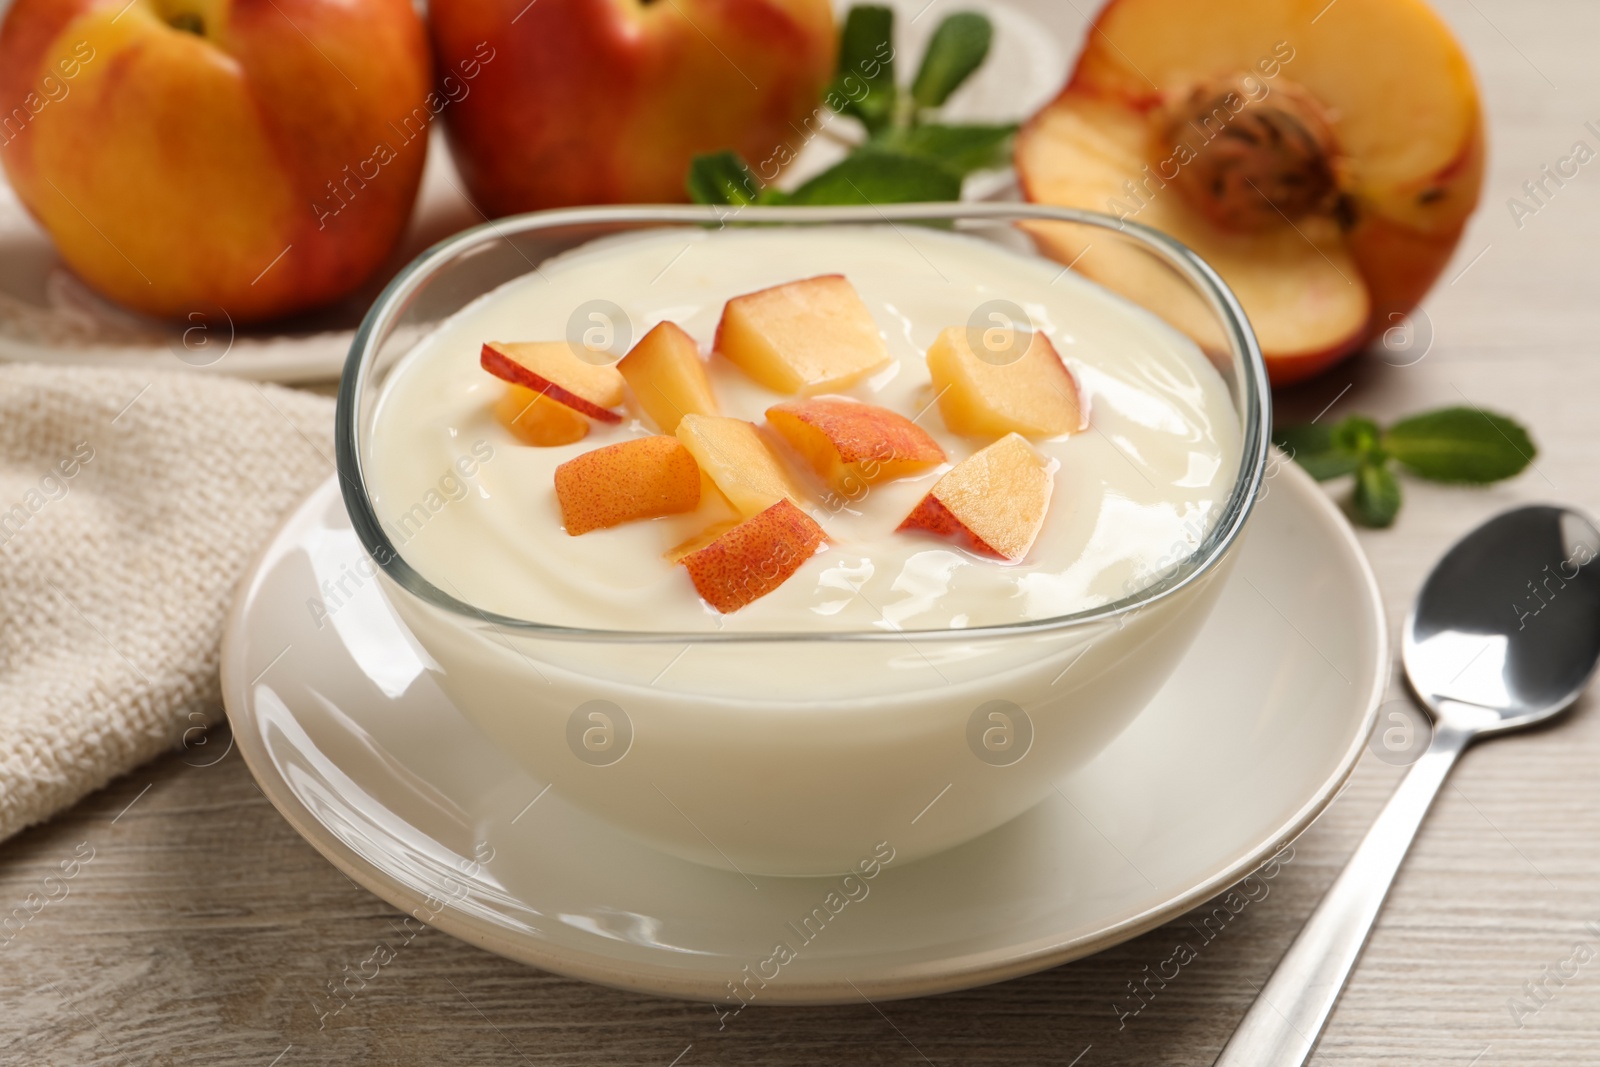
left=335, top=203, right=1270, bottom=877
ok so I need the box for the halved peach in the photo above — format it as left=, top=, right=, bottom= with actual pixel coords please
left=554, top=435, right=701, bottom=535
left=618, top=321, right=718, bottom=434
left=679, top=499, right=827, bottom=613
left=482, top=341, right=625, bottom=423
left=1014, top=0, right=1484, bottom=385
left=898, top=434, right=1053, bottom=560
left=494, top=383, right=591, bottom=447
left=1016, top=93, right=1368, bottom=379
left=675, top=414, right=808, bottom=517
left=714, top=275, right=891, bottom=394
left=925, top=327, right=1085, bottom=438
left=766, top=398, right=945, bottom=492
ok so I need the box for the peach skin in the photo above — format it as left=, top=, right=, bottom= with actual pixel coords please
left=766, top=397, right=944, bottom=492
left=554, top=435, right=701, bottom=535
left=679, top=498, right=826, bottom=612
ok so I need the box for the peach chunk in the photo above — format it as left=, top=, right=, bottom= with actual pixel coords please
left=617, top=321, right=718, bottom=434
left=925, top=327, right=1085, bottom=438
left=554, top=435, right=701, bottom=535
left=481, top=341, right=625, bottom=423
left=494, top=383, right=591, bottom=447
left=675, top=414, right=808, bottom=517
left=897, top=434, right=1053, bottom=560
left=714, top=274, right=891, bottom=394
left=679, top=499, right=827, bottom=613
left=766, top=398, right=945, bottom=492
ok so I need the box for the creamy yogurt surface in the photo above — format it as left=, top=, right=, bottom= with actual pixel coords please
left=366, top=225, right=1241, bottom=632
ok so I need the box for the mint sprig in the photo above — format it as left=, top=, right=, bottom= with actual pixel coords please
left=783, top=148, right=961, bottom=204
left=873, top=122, right=1017, bottom=174
left=687, top=5, right=1015, bottom=208
left=1273, top=406, right=1536, bottom=528
left=1352, top=461, right=1402, bottom=528
left=832, top=5, right=897, bottom=133
left=684, top=152, right=763, bottom=208
left=911, top=11, right=992, bottom=109
left=1384, top=407, right=1536, bottom=483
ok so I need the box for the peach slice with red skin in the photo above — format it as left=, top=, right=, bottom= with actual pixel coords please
left=766, top=398, right=945, bottom=492
left=494, top=383, right=591, bottom=447
left=675, top=413, right=809, bottom=517
left=481, top=341, right=625, bottom=423
left=618, top=321, right=719, bottom=434
left=714, top=274, right=891, bottom=394
left=554, top=435, right=701, bottom=535
left=925, top=327, right=1086, bottom=438
left=679, top=499, right=827, bottom=613
left=898, top=434, right=1053, bottom=560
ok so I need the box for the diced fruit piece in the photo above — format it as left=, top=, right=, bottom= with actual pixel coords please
left=675, top=414, right=808, bottom=517
left=714, top=274, right=891, bottom=394
left=618, top=321, right=719, bottom=434
left=898, top=434, right=1053, bottom=560
left=766, top=398, right=946, bottom=492
left=1015, top=0, right=1483, bottom=385
left=679, top=500, right=827, bottom=613
left=494, top=384, right=591, bottom=447
left=554, top=436, right=701, bottom=535
left=925, top=327, right=1085, bottom=438
left=481, top=341, right=625, bottom=423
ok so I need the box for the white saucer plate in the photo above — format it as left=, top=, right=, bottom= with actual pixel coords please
left=221, top=459, right=1384, bottom=1005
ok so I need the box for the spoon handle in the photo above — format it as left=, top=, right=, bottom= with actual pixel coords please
left=1212, top=718, right=1476, bottom=1066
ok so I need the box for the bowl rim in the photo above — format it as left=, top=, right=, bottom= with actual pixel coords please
left=334, top=201, right=1271, bottom=643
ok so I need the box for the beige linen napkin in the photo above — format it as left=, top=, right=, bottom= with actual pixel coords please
left=0, top=364, right=333, bottom=842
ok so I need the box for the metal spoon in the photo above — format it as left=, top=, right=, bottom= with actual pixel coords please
left=1215, top=505, right=1600, bottom=1066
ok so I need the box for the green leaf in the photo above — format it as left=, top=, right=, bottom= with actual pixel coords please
left=1329, top=415, right=1383, bottom=459
left=1351, top=461, right=1402, bottom=528
left=872, top=122, right=1015, bottom=175
left=781, top=149, right=961, bottom=206
left=1383, top=406, right=1536, bottom=484
left=911, top=12, right=993, bottom=109
left=685, top=152, right=764, bottom=206
left=1272, top=423, right=1361, bottom=481
left=830, top=5, right=897, bottom=133
left=1271, top=423, right=1330, bottom=454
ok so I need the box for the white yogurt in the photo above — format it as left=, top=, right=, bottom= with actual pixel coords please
left=367, top=225, right=1240, bottom=633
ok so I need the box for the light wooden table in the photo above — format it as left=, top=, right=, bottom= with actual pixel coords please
left=4, top=1, right=1599, bottom=1063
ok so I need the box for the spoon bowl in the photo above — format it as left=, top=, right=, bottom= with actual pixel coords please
left=1405, top=505, right=1600, bottom=731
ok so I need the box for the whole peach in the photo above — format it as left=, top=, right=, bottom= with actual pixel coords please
left=0, top=0, right=433, bottom=323
left=429, top=0, right=836, bottom=214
